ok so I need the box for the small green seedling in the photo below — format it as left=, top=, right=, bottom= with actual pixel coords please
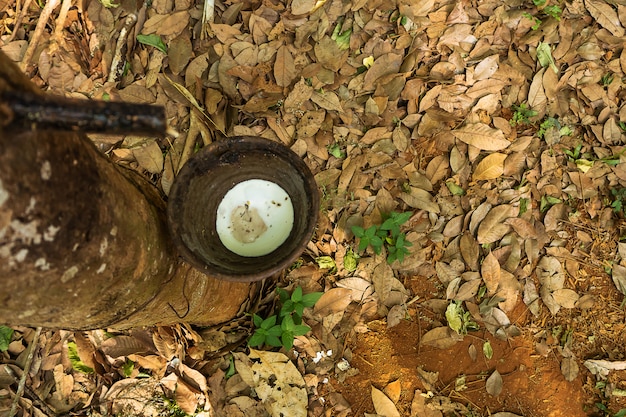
left=595, top=403, right=626, bottom=417
left=327, top=142, right=346, bottom=159
left=331, top=17, right=352, bottom=50
left=540, top=194, right=562, bottom=212
left=249, top=287, right=322, bottom=351
left=277, top=286, right=322, bottom=319
left=161, top=397, right=191, bottom=417
left=524, top=0, right=562, bottom=29
left=543, top=4, right=562, bottom=20
left=523, top=12, right=542, bottom=30
left=510, top=103, right=538, bottom=126
left=137, top=34, right=167, bottom=54
left=68, top=341, right=95, bottom=374
left=0, top=325, right=13, bottom=352
left=352, top=211, right=413, bottom=264
left=601, top=73, right=614, bottom=87
left=611, top=188, right=626, bottom=217
left=445, top=301, right=479, bottom=335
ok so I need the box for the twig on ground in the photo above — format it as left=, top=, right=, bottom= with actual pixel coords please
left=107, top=13, right=137, bottom=84
left=20, top=0, right=61, bottom=71
left=50, top=0, right=73, bottom=52
left=9, top=327, right=42, bottom=417
left=4, top=364, right=57, bottom=416
left=201, top=0, right=215, bottom=40
left=7, top=0, right=34, bottom=43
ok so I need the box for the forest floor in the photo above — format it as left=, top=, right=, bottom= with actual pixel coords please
left=1, top=0, right=626, bottom=416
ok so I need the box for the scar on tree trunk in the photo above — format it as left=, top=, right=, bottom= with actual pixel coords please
left=0, top=50, right=252, bottom=330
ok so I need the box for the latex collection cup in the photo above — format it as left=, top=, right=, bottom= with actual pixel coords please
left=167, top=136, right=319, bottom=282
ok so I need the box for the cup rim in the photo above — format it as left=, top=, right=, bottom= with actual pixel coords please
left=167, top=136, right=319, bottom=282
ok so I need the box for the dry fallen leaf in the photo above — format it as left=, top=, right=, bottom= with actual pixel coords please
left=477, top=205, right=515, bottom=244
left=584, top=0, right=625, bottom=37
left=485, top=370, right=503, bottom=397
left=410, top=389, right=444, bottom=417
left=384, top=380, right=402, bottom=404
left=371, top=386, right=400, bottom=417
left=420, top=326, right=462, bottom=349
left=132, top=140, right=164, bottom=174
left=473, top=153, right=507, bottom=181
left=611, top=264, right=626, bottom=295
left=235, top=350, right=307, bottom=417
left=452, top=123, right=509, bottom=151
left=313, top=288, right=353, bottom=316
left=551, top=288, right=580, bottom=309
left=274, top=45, right=296, bottom=88
left=481, top=252, right=501, bottom=296
left=561, top=357, right=579, bottom=382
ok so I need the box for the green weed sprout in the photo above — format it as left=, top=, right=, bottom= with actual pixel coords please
left=446, top=301, right=479, bottom=335
left=351, top=211, right=413, bottom=264
left=510, top=103, right=538, bottom=126
left=249, top=287, right=322, bottom=351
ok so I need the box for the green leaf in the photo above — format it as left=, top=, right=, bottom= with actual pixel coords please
left=537, top=42, right=558, bottom=73
left=267, top=325, right=283, bottom=337
left=377, top=228, right=390, bottom=239
left=380, top=217, right=395, bottom=231
left=253, top=314, right=263, bottom=328
left=281, top=314, right=295, bottom=331
left=281, top=332, right=295, bottom=350
left=370, top=236, right=384, bottom=253
left=276, top=287, right=290, bottom=303
left=0, top=326, right=13, bottom=352
left=328, top=143, right=346, bottom=158
left=393, top=211, right=412, bottom=224
left=122, top=359, right=134, bottom=377
left=595, top=403, right=609, bottom=412
left=293, top=324, right=311, bottom=337
left=261, top=315, right=277, bottom=329
left=301, top=292, right=323, bottom=308
left=358, top=237, right=370, bottom=252
left=248, top=330, right=266, bottom=347
left=280, top=301, right=294, bottom=317
left=614, top=409, right=626, bottom=417
left=446, top=181, right=465, bottom=196
left=137, top=34, right=167, bottom=54
left=266, top=334, right=282, bottom=347
left=344, top=249, right=358, bottom=271
left=292, top=311, right=303, bottom=324
left=483, top=340, right=493, bottom=360
left=315, top=256, right=336, bottom=270
left=225, top=355, right=236, bottom=378
left=543, top=5, right=561, bottom=20
left=330, top=20, right=351, bottom=50
left=98, top=0, right=119, bottom=8
left=294, top=304, right=305, bottom=318
left=364, top=226, right=378, bottom=238
left=446, top=302, right=464, bottom=335
left=351, top=225, right=365, bottom=237
left=291, top=286, right=303, bottom=303
left=67, top=341, right=94, bottom=374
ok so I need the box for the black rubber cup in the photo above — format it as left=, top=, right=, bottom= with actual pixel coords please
left=167, top=136, right=319, bottom=282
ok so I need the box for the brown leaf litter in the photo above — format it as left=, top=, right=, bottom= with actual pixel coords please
left=2, top=0, right=626, bottom=415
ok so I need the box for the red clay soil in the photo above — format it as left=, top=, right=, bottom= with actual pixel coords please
left=331, top=316, right=588, bottom=417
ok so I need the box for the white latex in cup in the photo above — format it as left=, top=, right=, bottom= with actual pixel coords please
left=216, top=179, right=294, bottom=257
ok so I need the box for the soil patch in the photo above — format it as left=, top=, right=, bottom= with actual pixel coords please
left=332, top=316, right=587, bottom=417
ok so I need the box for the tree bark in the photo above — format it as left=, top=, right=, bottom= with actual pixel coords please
left=0, top=51, right=251, bottom=330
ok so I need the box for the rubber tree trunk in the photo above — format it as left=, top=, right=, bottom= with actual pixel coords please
left=0, top=52, right=251, bottom=330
